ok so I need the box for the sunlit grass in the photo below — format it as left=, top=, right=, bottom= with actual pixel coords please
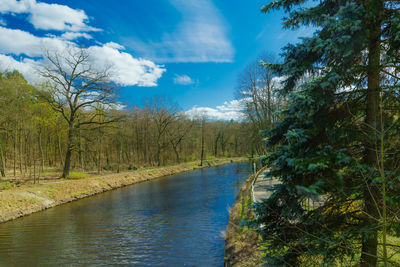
left=66, top=172, right=88, bottom=179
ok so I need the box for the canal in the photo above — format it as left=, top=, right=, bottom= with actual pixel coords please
left=0, top=163, right=251, bottom=266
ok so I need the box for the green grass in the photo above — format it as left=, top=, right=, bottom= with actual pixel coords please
left=66, top=172, right=88, bottom=179
left=0, top=181, right=12, bottom=190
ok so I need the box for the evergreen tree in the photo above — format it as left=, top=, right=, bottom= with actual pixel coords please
left=257, top=1, right=400, bottom=266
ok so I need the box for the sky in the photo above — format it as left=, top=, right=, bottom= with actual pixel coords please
left=0, top=0, right=313, bottom=120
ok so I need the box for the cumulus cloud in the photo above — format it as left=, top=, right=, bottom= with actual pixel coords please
left=185, top=100, right=245, bottom=121
left=0, top=26, right=70, bottom=57
left=173, top=74, right=194, bottom=85
left=0, top=0, right=100, bottom=32
left=88, top=45, right=165, bottom=86
left=0, top=1, right=166, bottom=87
left=127, top=0, right=233, bottom=63
left=0, top=54, right=38, bottom=82
left=0, top=26, right=165, bottom=86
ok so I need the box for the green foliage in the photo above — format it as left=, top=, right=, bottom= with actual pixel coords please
left=66, top=172, right=88, bottom=180
left=102, top=164, right=112, bottom=171
left=1, top=181, right=12, bottom=190
left=257, top=0, right=400, bottom=265
left=128, top=164, right=138, bottom=171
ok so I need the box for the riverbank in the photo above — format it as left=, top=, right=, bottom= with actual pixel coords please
left=0, top=157, right=246, bottom=224
left=224, top=171, right=263, bottom=266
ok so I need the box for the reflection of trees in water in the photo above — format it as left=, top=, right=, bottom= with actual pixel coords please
left=234, top=179, right=242, bottom=188
left=230, top=163, right=252, bottom=192
left=0, top=163, right=253, bottom=265
left=233, top=162, right=252, bottom=174
left=214, top=165, right=226, bottom=176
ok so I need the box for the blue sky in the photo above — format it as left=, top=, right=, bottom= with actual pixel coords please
left=0, top=0, right=312, bottom=119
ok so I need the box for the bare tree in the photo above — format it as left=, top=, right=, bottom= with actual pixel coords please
left=166, top=114, right=193, bottom=163
left=199, top=116, right=205, bottom=166
left=236, top=54, right=285, bottom=155
left=237, top=54, right=281, bottom=130
left=37, top=48, right=117, bottom=178
left=146, top=96, right=179, bottom=166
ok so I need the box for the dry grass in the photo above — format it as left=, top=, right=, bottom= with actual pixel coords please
left=224, top=174, right=263, bottom=267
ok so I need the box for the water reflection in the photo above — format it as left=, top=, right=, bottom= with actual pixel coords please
left=0, top=163, right=251, bottom=266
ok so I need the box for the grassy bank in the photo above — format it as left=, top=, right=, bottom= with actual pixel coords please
left=224, top=172, right=263, bottom=267
left=0, top=157, right=246, bottom=224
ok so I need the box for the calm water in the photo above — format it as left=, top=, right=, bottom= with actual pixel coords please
left=0, top=163, right=251, bottom=266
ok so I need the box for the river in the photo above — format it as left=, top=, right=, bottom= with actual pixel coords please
left=0, top=162, right=251, bottom=266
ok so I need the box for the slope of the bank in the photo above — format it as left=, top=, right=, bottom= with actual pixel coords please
left=224, top=172, right=263, bottom=267
left=0, top=158, right=246, bottom=224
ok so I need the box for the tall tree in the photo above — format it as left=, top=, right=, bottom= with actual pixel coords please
left=257, top=1, right=400, bottom=266
left=237, top=54, right=285, bottom=156
left=146, top=96, right=179, bottom=166
left=37, top=48, right=117, bottom=178
left=199, top=117, right=205, bottom=166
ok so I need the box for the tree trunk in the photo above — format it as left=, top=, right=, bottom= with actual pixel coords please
left=174, top=147, right=180, bottom=164
left=200, top=119, right=205, bottom=166
left=13, top=125, right=16, bottom=177
left=38, top=129, right=44, bottom=173
left=214, top=134, right=219, bottom=157
left=98, top=145, right=102, bottom=174
left=221, top=134, right=226, bottom=155
left=361, top=1, right=382, bottom=265
left=157, top=140, right=161, bottom=167
left=33, top=146, right=36, bottom=184
left=19, top=130, right=23, bottom=176
left=78, top=126, right=83, bottom=171
left=62, top=126, right=74, bottom=178
left=0, top=145, right=5, bottom=177
left=170, top=140, right=180, bottom=164
left=117, top=139, right=122, bottom=173
left=57, top=127, right=64, bottom=167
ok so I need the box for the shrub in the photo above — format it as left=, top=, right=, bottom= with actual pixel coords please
left=67, top=172, right=88, bottom=179
left=102, top=164, right=112, bottom=171
left=1, top=181, right=11, bottom=190
left=128, top=164, right=138, bottom=170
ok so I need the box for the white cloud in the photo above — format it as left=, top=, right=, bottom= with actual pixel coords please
left=127, top=0, right=233, bottom=63
left=173, top=74, right=194, bottom=85
left=185, top=100, right=245, bottom=121
left=0, top=0, right=29, bottom=13
left=0, top=26, right=71, bottom=57
left=0, top=27, right=165, bottom=86
left=104, top=42, right=125, bottom=50
left=88, top=45, right=166, bottom=86
left=111, top=103, right=127, bottom=111
left=0, top=0, right=100, bottom=32
left=0, top=0, right=166, bottom=87
left=0, top=54, right=38, bottom=82
left=60, top=32, right=92, bottom=40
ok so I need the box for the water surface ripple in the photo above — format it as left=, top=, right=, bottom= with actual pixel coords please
left=0, top=163, right=251, bottom=266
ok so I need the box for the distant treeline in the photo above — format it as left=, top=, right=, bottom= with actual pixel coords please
left=0, top=70, right=253, bottom=180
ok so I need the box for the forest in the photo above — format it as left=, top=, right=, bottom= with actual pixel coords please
left=0, top=49, right=263, bottom=181
left=0, top=66, right=256, bottom=180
